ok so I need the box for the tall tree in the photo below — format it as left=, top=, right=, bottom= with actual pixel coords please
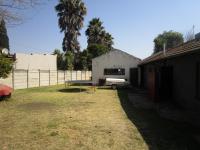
left=101, top=31, right=114, bottom=50
left=85, top=18, right=104, bottom=46
left=0, top=18, right=13, bottom=79
left=0, top=18, right=9, bottom=50
left=79, top=49, right=88, bottom=70
left=84, top=18, right=114, bottom=70
left=53, top=49, right=65, bottom=70
left=55, top=0, right=87, bottom=53
left=154, top=31, right=184, bottom=53
left=86, top=44, right=108, bottom=70
left=64, top=51, right=74, bottom=70
left=85, top=18, right=114, bottom=50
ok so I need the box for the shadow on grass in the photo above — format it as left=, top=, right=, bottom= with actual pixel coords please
left=58, top=88, right=87, bottom=93
left=97, top=86, right=113, bottom=90
left=117, top=89, right=200, bottom=150
left=0, top=95, right=11, bottom=102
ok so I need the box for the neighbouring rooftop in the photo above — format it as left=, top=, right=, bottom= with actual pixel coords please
left=140, top=38, right=200, bottom=65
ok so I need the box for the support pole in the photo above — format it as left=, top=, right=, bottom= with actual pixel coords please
left=49, top=70, right=51, bottom=86
left=12, top=69, right=15, bottom=90
left=57, top=70, right=58, bottom=85
left=27, top=70, right=29, bottom=88
left=71, top=70, right=72, bottom=81
left=64, top=70, right=66, bottom=83
left=39, top=69, right=40, bottom=87
left=76, top=71, right=77, bottom=80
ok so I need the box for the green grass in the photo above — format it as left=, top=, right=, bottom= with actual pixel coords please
left=0, top=85, right=199, bottom=150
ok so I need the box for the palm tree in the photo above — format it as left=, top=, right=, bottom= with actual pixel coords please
left=85, top=18, right=105, bottom=46
left=55, top=0, right=87, bottom=53
left=103, top=32, right=114, bottom=50
left=86, top=18, right=114, bottom=49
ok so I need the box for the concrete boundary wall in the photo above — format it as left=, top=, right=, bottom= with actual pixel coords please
left=0, top=70, right=92, bottom=90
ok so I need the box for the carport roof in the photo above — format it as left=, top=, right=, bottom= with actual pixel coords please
left=140, top=39, right=200, bottom=65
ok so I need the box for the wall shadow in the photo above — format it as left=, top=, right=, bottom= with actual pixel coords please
left=58, top=88, right=87, bottom=93
left=117, top=89, right=200, bottom=150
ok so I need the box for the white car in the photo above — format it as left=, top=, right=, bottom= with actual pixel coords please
left=105, top=78, right=129, bottom=89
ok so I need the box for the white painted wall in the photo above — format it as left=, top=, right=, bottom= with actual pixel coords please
left=92, top=49, right=141, bottom=84
left=14, top=53, right=57, bottom=70
left=0, top=70, right=92, bottom=89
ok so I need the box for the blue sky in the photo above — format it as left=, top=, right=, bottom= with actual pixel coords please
left=8, top=0, right=200, bottom=59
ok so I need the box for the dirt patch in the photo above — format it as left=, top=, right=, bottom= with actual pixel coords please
left=17, top=102, right=57, bottom=111
left=67, top=101, right=95, bottom=109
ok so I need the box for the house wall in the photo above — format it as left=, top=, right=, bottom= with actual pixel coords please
left=166, top=52, right=200, bottom=110
left=141, top=52, right=200, bottom=111
left=92, top=50, right=141, bottom=84
left=14, top=53, right=57, bottom=70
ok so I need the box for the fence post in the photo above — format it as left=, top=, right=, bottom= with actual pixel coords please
left=39, top=69, right=40, bottom=87
left=81, top=71, right=82, bottom=80
left=85, top=71, right=86, bottom=80
left=57, top=70, right=58, bottom=85
left=71, top=70, right=72, bottom=81
left=12, top=69, right=15, bottom=90
left=27, top=70, right=29, bottom=88
left=64, top=70, right=65, bottom=83
left=76, top=71, right=77, bottom=80
left=49, top=70, right=51, bottom=86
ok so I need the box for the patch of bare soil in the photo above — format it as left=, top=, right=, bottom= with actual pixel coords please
left=17, top=102, right=57, bottom=111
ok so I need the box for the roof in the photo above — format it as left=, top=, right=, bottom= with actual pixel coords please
left=140, top=39, right=200, bottom=65
left=92, top=48, right=141, bottom=61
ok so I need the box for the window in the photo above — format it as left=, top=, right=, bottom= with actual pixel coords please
left=104, top=68, right=125, bottom=75
left=196, top=63, right=200, bottom=99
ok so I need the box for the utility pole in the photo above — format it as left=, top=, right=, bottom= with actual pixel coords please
left=192, top=25, right=195, bottom=39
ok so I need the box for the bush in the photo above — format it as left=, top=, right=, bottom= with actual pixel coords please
left=0, top=55, right=13, bottom=78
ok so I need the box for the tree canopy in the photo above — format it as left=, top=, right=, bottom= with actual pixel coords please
left=85, top=18, right=114, bottom=50
left=0, top=18, right=9, bottom=50
left=154, top=31, right=184, bottom=53
left=0, top=19, right=12, bottom=79
left=55, top=0, right=87, bottom=53
left=53, top=49, right=65, bottom=70
left=86, top=44, right=108, bottom=70
left=54, top=4, right=114, bottom=71
left=0, top=55, right=13, bottom=78
left=86, top=18, right=104, bottom=46
left=53, top=49, right=76, bottom=70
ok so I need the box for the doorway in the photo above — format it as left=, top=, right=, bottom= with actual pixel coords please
left=159, top=66, right=173, bottom=101
left=130, top=68, right=138, bottom=87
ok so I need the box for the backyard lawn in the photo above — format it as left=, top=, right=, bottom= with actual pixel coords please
left=0, top=85, right=199, bottom=150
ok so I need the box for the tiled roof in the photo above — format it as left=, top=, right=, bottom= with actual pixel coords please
left=140, top=39, right=200, bottom=65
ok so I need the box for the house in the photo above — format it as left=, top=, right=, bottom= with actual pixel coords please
left=92, top=49, right=141, bottom=85
left=139, top=34, right=200, bottom=112
left=13, top=53, right=57, bottom=70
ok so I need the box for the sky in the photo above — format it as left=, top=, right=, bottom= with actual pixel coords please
left=7, top=0, right=200, bottom=59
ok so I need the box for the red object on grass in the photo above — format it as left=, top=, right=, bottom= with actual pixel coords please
left=0, top=84, right=12, bottom=97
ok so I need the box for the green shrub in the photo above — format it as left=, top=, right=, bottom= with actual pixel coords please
left=0, top=55, right=13, bottom=78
